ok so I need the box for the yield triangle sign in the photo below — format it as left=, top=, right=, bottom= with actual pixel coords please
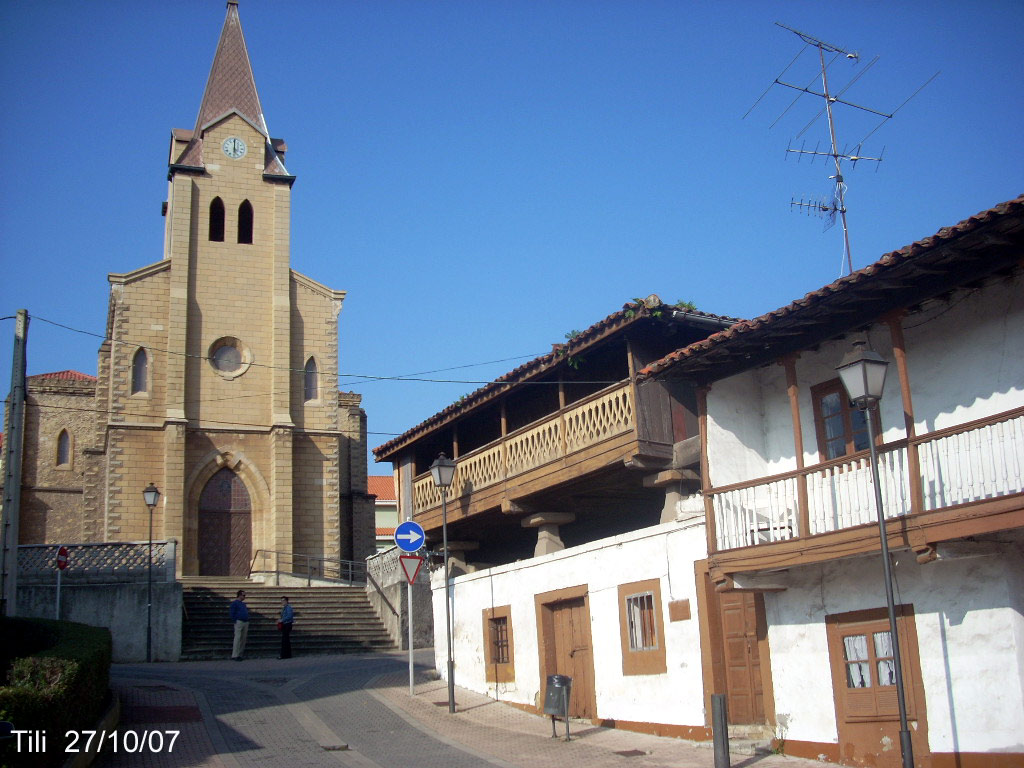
left=399, top=555, right=424, bottom=585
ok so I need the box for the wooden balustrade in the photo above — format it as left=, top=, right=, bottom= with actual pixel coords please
left=410, top=383, right=635, bottom=516
left=712, top=406, right=1024, bottom=552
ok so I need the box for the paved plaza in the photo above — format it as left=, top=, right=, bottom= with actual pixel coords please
left=89, top=650, right=825, bottom=768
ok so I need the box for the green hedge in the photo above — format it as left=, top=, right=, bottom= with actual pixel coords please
left=0, top=618, right=112, bottom=768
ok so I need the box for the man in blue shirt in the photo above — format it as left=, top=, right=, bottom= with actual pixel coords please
left=279, top=596, right=294, bottom=659
left=229, top=590, right=249, bottom=660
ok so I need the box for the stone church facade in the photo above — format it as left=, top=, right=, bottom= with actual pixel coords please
left=5, top=1, right=375, bottom=575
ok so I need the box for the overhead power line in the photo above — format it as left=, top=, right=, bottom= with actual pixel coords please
left=29, top=313, right=599, bottom=386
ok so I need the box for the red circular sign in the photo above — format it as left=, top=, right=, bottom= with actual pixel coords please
left=56, top=546, right=69, bottom=570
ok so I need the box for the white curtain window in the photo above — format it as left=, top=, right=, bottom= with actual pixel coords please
left=843, top=634, right=871, bottom=688
left=874, top=631, right=896, bottom=686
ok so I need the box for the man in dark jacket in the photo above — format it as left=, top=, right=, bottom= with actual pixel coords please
left=229, top=590, right=249, bottom=660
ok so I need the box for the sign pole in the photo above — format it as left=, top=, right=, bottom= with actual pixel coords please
left=54, top=546, right=69, bottom=620
left=408, top=572, right=414, bottom=695
left=394, top=521, right=426, bottom=698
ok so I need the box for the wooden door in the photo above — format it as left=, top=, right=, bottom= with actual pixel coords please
left=720, top=591, right=766, bottom=724
left=197, top=469, right=252, bottom=577
left=550, top=597, right=596, bottom=720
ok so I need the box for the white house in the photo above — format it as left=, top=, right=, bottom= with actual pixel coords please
left=376, top=194, right=1024, bottom=768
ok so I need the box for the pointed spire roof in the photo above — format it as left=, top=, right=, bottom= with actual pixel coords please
left=172, top=1, right=291, bottom=180
left=194, top=0, right=266, bottom=136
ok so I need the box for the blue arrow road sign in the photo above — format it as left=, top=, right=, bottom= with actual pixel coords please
left=394, top=521, right=426, bottom=553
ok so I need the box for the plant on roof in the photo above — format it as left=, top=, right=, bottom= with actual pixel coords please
left=674, top=299, right=697, bottom=311
left=624, top=297, right=664, bottom=320
left=558, top=331, right=585, bottom=369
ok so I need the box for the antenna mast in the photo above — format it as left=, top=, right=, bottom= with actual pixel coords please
left=773, top=24, right=888, bottom=276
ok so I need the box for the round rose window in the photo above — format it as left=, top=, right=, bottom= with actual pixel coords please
left=208, top=337, right=252, bottom=379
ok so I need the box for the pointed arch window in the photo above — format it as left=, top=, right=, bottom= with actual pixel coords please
left=304, top=357, right=319, bottom=402
left=238, top=200, right=253, bottom=244
left=131, top=348, right=149, bottom=395
left=209, top=197, right=225, bottom=241
left=56, top=429, right=71, bottom=467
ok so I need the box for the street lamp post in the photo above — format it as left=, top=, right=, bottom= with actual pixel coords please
left=836, top=341, right=914, bottom=768
left=143, top=483, right=161, bottom=664
left=430, top=453, right=457, bottom=714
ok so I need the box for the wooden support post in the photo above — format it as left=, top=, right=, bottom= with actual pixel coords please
left=698, top=386, right=717, bottom=552
left=783, top=355, right=810, bottom=538
left=886, top=312, right=923, bottom=516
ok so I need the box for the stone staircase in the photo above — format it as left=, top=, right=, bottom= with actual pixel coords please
left=180, top=577, right=395, bottom=660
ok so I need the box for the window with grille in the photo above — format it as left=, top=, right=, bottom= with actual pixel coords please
left=489, top=616, right=510, bottom=664
left=482, top=606, right=514, bottom=683
left=618, top=579, right=667, bottom=675
left=626, top=592, right=658, bottom=651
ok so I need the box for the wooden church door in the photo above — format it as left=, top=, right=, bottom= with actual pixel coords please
left=198, top=468, right=252, bottom=576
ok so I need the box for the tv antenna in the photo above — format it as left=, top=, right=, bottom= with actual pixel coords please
left=746, top=22, right=938, bottom=276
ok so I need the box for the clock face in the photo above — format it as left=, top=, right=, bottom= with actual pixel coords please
left=222, top=137, right=247, bottom=159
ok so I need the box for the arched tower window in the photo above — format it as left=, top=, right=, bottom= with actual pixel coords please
left=131, top=348, right=148, bottom=394
left=209, top=197, right=225, bottom=241
left=238, top=200, right=253, bottom=244
left=56, top=429, right=70, bottom=466
left=304, top=357, right=319, bottom=402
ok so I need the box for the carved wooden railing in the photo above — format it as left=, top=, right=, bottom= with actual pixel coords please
left=712, top=406, right=1024, bottom=552
left=411, top=382, right=634, bottom=516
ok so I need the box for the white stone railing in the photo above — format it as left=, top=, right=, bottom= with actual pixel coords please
left=712, top=407, right=1024, bottom=551
left=412, top=382, right=634, bottom=516
left=17, top=541, right=176, bottom=584
left=366, top=545, right=403, bottom=588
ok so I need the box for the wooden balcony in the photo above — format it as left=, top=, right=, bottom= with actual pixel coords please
left=411, top=382, right=639, bottom=529
left=708, top=406, right=1024, bottom=579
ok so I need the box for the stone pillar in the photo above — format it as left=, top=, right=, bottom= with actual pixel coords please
left=446, top=541, right=479, bottom=576
left=270, top=426, right=294, bottom=558
left=520, top=513, right=576, bottom=557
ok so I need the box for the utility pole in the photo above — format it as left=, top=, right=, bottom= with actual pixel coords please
left=1, top=309, right=29, bottom=617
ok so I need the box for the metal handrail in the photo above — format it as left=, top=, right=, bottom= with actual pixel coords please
left=247, top=549, right=367, bottom=586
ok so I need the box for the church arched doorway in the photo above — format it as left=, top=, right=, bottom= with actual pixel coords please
left=197, top=468, right=252, bottom=576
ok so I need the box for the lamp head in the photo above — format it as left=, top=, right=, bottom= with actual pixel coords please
left=143, top=483, right=161, bottom=509
left=429, top=453, right=457, bottom=488
left=836, top=340, right=889, bottom=409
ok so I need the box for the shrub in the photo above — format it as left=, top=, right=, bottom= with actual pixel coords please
left=0, top=618, right=112, bottom=768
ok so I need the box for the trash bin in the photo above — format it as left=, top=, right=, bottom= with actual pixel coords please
left=543, top=674, right=572, bottom=740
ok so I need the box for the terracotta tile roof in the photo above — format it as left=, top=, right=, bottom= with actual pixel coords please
left=28, top=370, right=97, bottom=382
left=638, top=194, right=1024, bottom=384
left=367, top=475, right=396, bottom=500
left=376, top=528, right=397, bottom=538
left=372, top=298, right=740, bottom=460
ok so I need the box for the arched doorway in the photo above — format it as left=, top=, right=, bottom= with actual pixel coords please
left=198, top=468, right=252, bottom=576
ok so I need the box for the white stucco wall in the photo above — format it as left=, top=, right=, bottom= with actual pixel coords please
left=901, top=270, right=1024, bottom=431
left=430, top=520, right=710, bottom=728
left=707, top=272, right=1023, bottom=486
left=765, top=547, right=1024, bottom=754
left=705, top=372, right=771, bottom=487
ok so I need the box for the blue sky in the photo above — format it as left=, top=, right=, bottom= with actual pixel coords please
left=1, top=0, right=1022, bottom=470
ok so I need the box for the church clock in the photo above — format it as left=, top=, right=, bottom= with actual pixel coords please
left=221, top=136, right=247, bottom=159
